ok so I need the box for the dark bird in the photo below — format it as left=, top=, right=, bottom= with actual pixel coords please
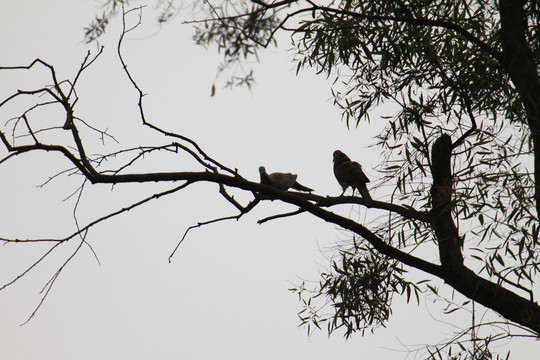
left=259, top=166, right=313, bottom=192
left=333, top=150, right=372, bottom=203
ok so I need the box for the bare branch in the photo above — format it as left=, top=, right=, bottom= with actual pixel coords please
left=258, top=209, right=306, bottom=224
left=0, top=242, right=63, bottom=291
left=117, top=6, right=245, bottom=177
left=249, top=0, right=299, bottom=10
left=21, top=236, right=87, bottom=325
left=169, top=214, right=240, bottom=262
left=170, top=189, right=262, bottom=262
left=67, top=47, right=105, bottom=99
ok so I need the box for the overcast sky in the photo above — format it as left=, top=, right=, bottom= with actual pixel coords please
left=0, top=1, right=538, bottom=359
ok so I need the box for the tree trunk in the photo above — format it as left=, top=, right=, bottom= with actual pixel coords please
left=430, top=134, right=463, bottom=267
left=499, top=0, right=540, bottom=216
left=430, top=133, right=540, bottom=334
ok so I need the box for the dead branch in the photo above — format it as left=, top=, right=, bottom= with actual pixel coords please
left=168, top=214, right=240, bottom=262
left=258, top=209, right=306, bottom=224
left=0, top=242, right=63, bottom=291
left=21, top=235, right=87, bottom=325
left=117, top=6, right=240, bottom=178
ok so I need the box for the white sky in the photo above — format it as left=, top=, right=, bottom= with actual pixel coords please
left=0, top=1, right=538, bottom=359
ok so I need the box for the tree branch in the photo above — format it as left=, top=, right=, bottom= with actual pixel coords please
left=258, top=209, right=306, bottom=224
left=117, top=6, right=240, bottom=177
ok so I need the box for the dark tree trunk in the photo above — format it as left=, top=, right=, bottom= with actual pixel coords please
left=430, top=134, right=463, bottom=267
left=430, top=133, right=540, bottom=334
left=499, top=0, right=540, bottom=216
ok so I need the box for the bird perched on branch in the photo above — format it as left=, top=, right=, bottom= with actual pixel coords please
left=259, top=166, right=313, bottom=192
left=333, top=150, right=372, bottom=203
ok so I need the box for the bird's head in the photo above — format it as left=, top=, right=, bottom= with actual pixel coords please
left=333, top=150, right=350, bottom=164
left=258, top=166, right=266, bottom=175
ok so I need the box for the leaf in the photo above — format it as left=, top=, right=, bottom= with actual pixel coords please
left=494, top=253, right=505, bottom=267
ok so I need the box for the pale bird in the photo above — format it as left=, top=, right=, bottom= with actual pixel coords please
left=259, top=166, right=313, bottom=192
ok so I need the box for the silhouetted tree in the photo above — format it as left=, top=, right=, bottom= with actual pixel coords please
left=2, top=0, right=540, bottom=358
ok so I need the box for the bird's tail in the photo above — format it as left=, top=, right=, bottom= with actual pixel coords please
left=292, top=182, right=313, bottom=192
left=358, top=185, right=372, bottom=204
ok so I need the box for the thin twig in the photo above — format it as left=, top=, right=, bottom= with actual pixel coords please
left=168, top=215, right=239, bottom=262
left=21, top=236, right=87, bottom=325
left=258, top=209, right=306, bottom=224
left=117, top=4, right=242, bottom=178
left=0, top=242, right=63, bottom=292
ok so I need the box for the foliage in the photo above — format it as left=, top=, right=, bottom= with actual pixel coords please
left=84, top=0, right=130, bottom=43
left=192, top=1, right=280, bottom=88
left=292, top=240, right=421, bottom=338
left=176, top=0, right=540, bottom=348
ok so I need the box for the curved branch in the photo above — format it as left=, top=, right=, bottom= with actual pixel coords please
left=73, top=170, right=442, bottom=276
left=250, top=0, right=299, bottom=10
left=117, top=6, right=240, bottom=178
left=71, top=168, right=540, bottom=334
left=310, top=194, right=431, bottom=222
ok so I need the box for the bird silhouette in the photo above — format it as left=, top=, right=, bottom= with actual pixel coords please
left=259, top=166, right=313, bottom=192
left=333, top=150, right=372, bottom=203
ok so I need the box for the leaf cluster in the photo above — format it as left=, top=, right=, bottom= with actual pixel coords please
left=295, top=1, right=523, bottom=128
left=84, top=0, right=130, bottom=43
left=293, top=242, right=421, bottom=338
left=426, top=337, right=502, bottom=360
left=192, top=0, right=281, bottom=87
